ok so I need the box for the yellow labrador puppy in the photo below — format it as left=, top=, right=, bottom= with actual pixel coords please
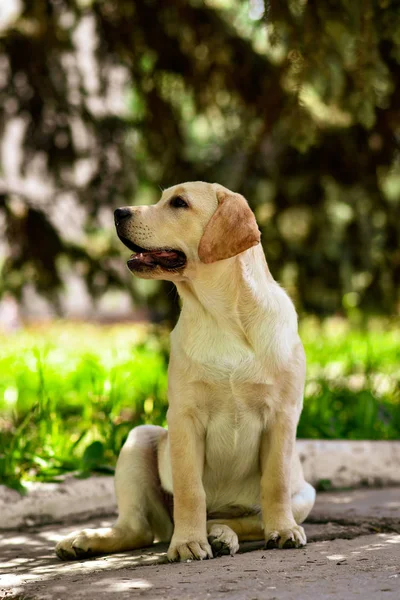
left=56, top=182, right=315, bottom=562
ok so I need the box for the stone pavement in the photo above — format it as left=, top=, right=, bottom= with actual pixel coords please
left=0, top=488, right=399, bottom=600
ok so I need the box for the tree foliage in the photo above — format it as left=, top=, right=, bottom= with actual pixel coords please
left=1, top=0, right=399, bottom=318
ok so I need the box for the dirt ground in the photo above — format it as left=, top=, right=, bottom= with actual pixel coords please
left=1, top=488, right=399, bottom=600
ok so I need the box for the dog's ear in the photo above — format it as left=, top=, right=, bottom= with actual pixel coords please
left=198, top=184, right=260, bottom=264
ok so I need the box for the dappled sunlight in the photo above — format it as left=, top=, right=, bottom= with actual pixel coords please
left=355, top=535, right=400, bottom=553
left=0, top=521, right=169, bottom=595
left=0, top=574, right=23, bottom=592
left=92, top=577, right=153, bottom=592
left=2, top=491, right=399, bottom=600
left=0, top=534, right=42, bottom=546
left=1, top=489, right=399, bottom=599
left=379, top=534, right=400, bottom=545
left=322, top=495, right=354, bottom=505
left=2, top=528, right=399, bottom=599
left=320, top=534, right=400, bottom=562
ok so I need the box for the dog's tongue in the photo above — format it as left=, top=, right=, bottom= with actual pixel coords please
left=129, top=250, right=180, bottom=265
left=149, top=250, right=181, bottom=260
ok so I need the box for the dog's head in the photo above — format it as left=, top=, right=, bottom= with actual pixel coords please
left=114, top=181, right=260, bottom=280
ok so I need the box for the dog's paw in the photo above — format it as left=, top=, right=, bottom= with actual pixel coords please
left=167, top=537, right=213, bottom=562
left=55, top=529, right=98, bottom=561
left=208, top=524, right=239, bottom=557
left=264, top=524, right=306, bottom=549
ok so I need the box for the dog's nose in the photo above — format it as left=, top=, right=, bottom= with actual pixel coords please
left=114, top=207, right=132, bottom=224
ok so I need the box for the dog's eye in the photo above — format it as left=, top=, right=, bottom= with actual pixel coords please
left=170, top=196, right=188, bottom=209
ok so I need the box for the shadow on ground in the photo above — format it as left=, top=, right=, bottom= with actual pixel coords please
left=1, top=488, right=399, bottom=600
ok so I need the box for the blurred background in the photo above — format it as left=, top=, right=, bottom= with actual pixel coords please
left=0, top=0, right=399, bottom=492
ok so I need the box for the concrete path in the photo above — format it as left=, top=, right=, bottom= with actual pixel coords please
left=1, top=488, right=399, bottom=600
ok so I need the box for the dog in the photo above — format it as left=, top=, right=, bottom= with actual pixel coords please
left=56, top=182, right=315, bottom=562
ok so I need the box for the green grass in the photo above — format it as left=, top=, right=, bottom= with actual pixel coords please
left=298, top=317, right=400, bottom=440
left=0, top=318, right=399, bottom=492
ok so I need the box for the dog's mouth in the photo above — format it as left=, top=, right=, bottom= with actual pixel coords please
left=118, top=236, right=187, bottom=272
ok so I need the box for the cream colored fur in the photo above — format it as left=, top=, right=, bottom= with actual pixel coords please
left=56, top=182, right=315, bottom=562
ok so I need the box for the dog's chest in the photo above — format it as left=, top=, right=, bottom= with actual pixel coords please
left=175, top=322, right=276, bottom=386
left=205, top=400, right=264, bottom=465
left=202, top=400, right=264, bottom=510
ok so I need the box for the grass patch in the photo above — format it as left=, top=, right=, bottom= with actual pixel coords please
left=0, top=317, right=399, bottom=491
left=0, top=323, right=169, bottom=492
left=298, top=317, right=400, bottom=439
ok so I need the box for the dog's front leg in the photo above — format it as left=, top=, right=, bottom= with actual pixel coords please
left=166, top=409, right=212, bottom=561
left=260, top=411, right=306, bottom=549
